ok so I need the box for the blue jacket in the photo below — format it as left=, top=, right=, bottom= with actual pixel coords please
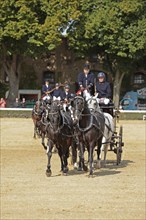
left=77, top=71, right=95, bottom=88
left=96, top=81, right=112, bottom=98
left=61, top=91, right=74, bottom=100
left=52, top=89, right=63, bottom=99
left=42, top=84, right=52, bottom=94
left=77, top=71, right=95, bottom=95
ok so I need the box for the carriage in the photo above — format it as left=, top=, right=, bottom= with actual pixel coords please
left=98, top=102, right=124, bottom=165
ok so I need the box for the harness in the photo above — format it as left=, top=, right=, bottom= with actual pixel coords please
left=48, top=109, right=73, bottom=136
left=76, top=109, right=104, bottom=134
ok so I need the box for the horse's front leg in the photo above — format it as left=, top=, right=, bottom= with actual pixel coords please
left=89, top=143, right=94, bottom=176
left=97, top=137, right=103, bottom=169
left=62, top=147, right=69, bottom=174
left=71, top=139, right=78, bottom=169
left=33, top=123, right=37, bottom=138
left=57, top=147, right=64, bottom=173
left=78, top=142, right=88, bottom=172
left=46, top=140, right=53, bottom=177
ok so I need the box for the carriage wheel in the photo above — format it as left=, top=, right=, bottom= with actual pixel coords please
left=116, top=126, right=124, bottom=165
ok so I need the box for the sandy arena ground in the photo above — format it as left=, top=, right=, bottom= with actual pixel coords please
left=0, top=118, right=146, bottom=220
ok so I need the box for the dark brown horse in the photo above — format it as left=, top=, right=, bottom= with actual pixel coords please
left=45, top=101, right=73, bottom=176
left=72, top=96, right=105, bottom=176
left=32, top=100, right=48, bottom=150
left=32, top=100, right=43, bottom=138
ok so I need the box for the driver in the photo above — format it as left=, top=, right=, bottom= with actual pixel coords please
left=95, top=72, right=112, bottom=104
left=77, top=63, right=95, bottom=95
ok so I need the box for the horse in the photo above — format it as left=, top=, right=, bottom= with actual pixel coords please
left=32, top=100, right=49, bottom=150
left=32, top=100, right=44, bottom=139
left=72, top=96, right=105, bottom=176
left=45, top=101, right=73, bottom=176
left=86, top=95, right=114, bottom=167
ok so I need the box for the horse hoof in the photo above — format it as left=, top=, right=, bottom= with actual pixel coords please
left=88, top=174, right=94, bottom=178
left=63, top=167, right=69, bottom=173
left=62, top=172, right=68, bottom=176
left=83, top=166, right=88, bottom=172
left=73, top=163, right=78, bottom=170
left=46, top=170, right=52, bottom=177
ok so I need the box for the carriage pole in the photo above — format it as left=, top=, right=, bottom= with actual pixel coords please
left=94, top=78, right=96, bottom=95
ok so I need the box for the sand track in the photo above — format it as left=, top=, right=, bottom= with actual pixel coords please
left=1, top=118, right=145, bottom=220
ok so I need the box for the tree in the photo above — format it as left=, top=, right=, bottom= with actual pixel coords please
left=67, top=0, right=146, bottom=107
left=0, top=0, right=80, bottom=106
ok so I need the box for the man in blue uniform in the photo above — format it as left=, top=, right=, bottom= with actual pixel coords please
left=96, top=72, right=113, bottom=115
left=96, top=72, right=112, bottom=99
left=52, top=83, right=63, bottom=101
left=77, top=63, right=95, bottom=95
left=61, top=84, right=74, bottom=102
left=42, top=79, right=52, bottom=101
left=61, top=84, right=75, bottom=112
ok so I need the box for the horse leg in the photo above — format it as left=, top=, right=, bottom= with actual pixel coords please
left=41, top=133, right=47, bottom=150
left=62, top=147, right=69, bottom=174
left=100, top=136, right=106, bottom=167
left=89, top=144, right=94, bottom=176
left=103, top=143, right=108, bottom=167
left=78, top=142, right=87, bottom=172
left=33, top=123, right=37, bottom=138
left=57, top=147, right=64, bottom=172
left=71, top=139, right=78, bottom=169
left=97, top=137, right=103, bottom=169
left=46, top=140, right=53, bottom=177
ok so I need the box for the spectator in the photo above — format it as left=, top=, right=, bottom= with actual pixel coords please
left=13, top=97, right=21, bottom=108
left=21, top=98, right=26, bottom=108
left=0, top=98, right=6, bottom=108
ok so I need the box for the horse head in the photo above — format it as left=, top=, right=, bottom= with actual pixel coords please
left=86, top=94, right=100, bottom=112
left=83, top=89, right=92, bottom=101
left=33, top=100, right=44, bottom=116
left=72, top=96, right=85, bottom=123
left=48, top=101, right=62, bottom=131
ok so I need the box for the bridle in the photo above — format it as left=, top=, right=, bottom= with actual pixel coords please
left=73, top=96, right=85, bottom=120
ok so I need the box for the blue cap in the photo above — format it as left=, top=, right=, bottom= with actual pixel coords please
left=83, top=63, right=90, bottom=69
left=65, top=84, right=70, bottom=89
left=97, top=72, right=105, bottom=78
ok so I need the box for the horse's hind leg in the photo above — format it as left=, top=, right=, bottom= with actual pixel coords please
left=103, top=143, right=108, bottom=167
left=46, top=140, right=53, bottom=177
left=41, top=133, right=47, bottom=150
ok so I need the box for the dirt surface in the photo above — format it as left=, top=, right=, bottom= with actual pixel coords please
left=0, top=118, right=146, bottom=220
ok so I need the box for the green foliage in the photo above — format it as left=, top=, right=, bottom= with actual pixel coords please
left=68, top=0, right=146, bottom=60
left=0, top=0, right=81, bottom=56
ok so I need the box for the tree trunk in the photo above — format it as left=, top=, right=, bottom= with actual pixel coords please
left=113, top=69, right=125, bottom=109
left=3, top=55, right=22, bottom=107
